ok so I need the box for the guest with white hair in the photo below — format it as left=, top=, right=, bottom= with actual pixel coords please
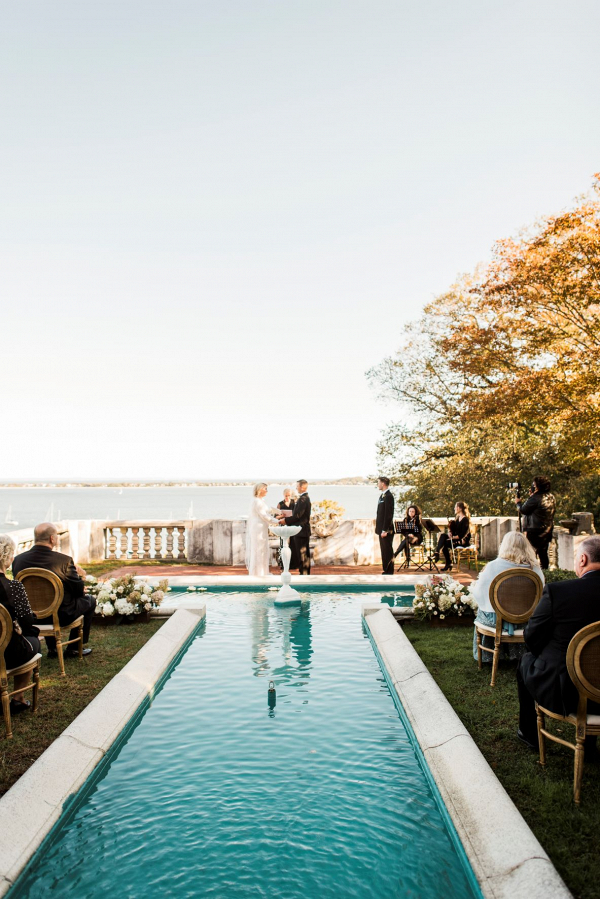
left=0, top=535, right=41, bottom=713
left=471, top=531, right=544, bottom=662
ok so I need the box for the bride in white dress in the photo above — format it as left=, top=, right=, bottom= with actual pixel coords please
left=246, top=483, right=280, bottom=577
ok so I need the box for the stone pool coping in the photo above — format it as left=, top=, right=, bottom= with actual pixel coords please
left=362, top=605, right=571, bottom=899
left=0, top=605, right=205, bottom=897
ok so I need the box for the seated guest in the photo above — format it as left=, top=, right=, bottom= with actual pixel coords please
left=471, top=532, right=544, bottom=662
left=516, top=535, right=600, bottom=752
left=393, top=504, right=423, bottom=565
left=12, top=523, right=95, bottom=658
left=0, top=535, right=41, bottom=713
left=434, top=502, right=471, bottom=572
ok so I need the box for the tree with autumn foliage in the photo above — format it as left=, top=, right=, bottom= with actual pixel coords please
left=369, top=177, right=600, bottom=522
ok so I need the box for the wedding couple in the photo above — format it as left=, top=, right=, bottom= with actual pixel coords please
left=246, top=481, right=311, bottom=577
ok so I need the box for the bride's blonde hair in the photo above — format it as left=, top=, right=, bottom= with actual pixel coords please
left=253, top=482, right=268, bottom=497
left=498, top=531, right=539, bottom=567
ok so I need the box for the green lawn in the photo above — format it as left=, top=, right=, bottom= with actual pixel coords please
left=403, top=620, right=599, bottom=899
left=0, top=619, right=164, bottom=797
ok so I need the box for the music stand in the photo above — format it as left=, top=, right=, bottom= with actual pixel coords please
left=393, top=521, right=414, bottom=569
left=421, top=519, right=441, bottom=572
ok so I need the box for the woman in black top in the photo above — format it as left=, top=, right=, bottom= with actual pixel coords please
left=0, top=535, right=41, bottom=713
left=394, top=504, right=423, bottom=565
left=434, top=502, right=471, bottom=571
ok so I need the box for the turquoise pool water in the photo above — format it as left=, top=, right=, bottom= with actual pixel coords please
left=12, top=591, right=480, bottom=898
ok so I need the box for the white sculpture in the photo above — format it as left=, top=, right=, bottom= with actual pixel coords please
left=270, top=525, right=302, bottom=605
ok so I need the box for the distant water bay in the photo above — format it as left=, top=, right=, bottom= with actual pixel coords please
left=0, top=485, right=381, bottom=530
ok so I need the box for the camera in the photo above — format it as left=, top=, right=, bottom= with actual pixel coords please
left=507, top=481, right=522, bottom=499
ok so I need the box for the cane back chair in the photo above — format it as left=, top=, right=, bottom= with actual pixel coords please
left=476, top=568, right=543, bottom=687
left=536, top=621, right=600, bottom=805
left=0, top=605, right=42, bottom=738
left=16, top=569, right=84, bottom=677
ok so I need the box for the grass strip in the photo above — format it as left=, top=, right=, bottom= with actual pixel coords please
left=0, top=619, right=164, bottom=797
left=403, top=620, right=599, bottom=899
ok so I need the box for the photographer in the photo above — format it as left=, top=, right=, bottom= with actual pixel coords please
left=515, top=476, right=556, bottom=570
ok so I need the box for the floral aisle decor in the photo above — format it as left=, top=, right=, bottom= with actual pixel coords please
left=86, top=574, right=168, bottom=622
left=310, top=500, right=345, bottom=537
left=413, top=575, right=477, bottom=625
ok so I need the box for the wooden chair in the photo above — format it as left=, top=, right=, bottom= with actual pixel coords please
left=0, top=606, right=42, bottom=739
left=15, top=569, right=84, bottom=677
left=476, top=568, right=543, bottom=686
left=456, top=525, right=479, bottom=571
left=536, top=621, right=600, bottom=805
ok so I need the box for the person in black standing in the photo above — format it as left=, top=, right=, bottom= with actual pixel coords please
left=376, top=477, right=395, bottom=575
left=281, top=480, right=312, bottom=575
left=11, top=522, right=96, bottom=658
left=515, top=476, right=556, bottom=570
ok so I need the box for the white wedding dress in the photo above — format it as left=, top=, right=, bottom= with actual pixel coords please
left=246, top=497, right=278, bottom=577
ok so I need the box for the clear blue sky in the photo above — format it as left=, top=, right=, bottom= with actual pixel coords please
left=2, top=1, right=599, bottom=479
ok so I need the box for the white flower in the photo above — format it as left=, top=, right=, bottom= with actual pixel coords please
left=187, top=586, right=196, bottom=592
left=97, top=590, right=111, bottom=603
left=117, top=586, right=125, bottom=594
left=144, top=602, right=152, bottom=611
left=440, top=614, right=445, bottom=620
left=115, top=598, right=135, bottom=616
left=86, top=575, right=97, bottom=583
left=152, top=590, right=164, bottom=604
left=102, top=602, right=115, bottom=617
left=433, top=610, right=438, bottom=615
left=143, top=585, right=152, bottom=595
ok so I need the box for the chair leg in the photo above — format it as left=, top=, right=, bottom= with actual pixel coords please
left=490, top=639, right=500, bottom=687
left=536, top=706, right=546, bottom=766
left=574, top=735, right=585, bottom=805
left=1, top=677, right=12, bottom=739
left=31, top=661, right=40, bottom=713
left=55, top=629, right=66, bottom=677
left=77, top=621, right=84, bottom=661
left=476, top=630, right=483, bottom=669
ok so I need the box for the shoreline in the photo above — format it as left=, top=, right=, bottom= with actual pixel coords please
left=0, top=479, right=371, bottom=489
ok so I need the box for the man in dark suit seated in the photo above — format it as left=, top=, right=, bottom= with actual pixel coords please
left=12, top=522, right=96, bottom=658
left=516, top=535, right=600, bottom=753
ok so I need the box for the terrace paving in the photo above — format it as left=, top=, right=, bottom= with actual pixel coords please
left=103, top=563, right=478, bottom=585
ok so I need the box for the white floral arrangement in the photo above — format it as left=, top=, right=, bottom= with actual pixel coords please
left=86, top=574, right=168, bottom=618
left=413, top=574, right=478, bottom=621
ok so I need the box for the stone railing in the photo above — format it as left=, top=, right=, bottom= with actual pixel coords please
left=5, top=515, right=591, bottom=569
left=104, top=521, right=189, bottom=561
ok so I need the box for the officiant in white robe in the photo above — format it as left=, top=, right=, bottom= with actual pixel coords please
left=246, top=483, right=279, bottom=577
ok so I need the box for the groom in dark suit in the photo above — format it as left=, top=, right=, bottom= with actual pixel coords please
left=376, top=477, right=395, bottom=575
left=283, top=480, right=312, bottom=575
left=516, top=534, right=600, bottom=751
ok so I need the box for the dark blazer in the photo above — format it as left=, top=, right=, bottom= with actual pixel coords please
left=0, top=574, right=39, bottom=669
left=12, top=544, right=85, bottom=620
left=517, top=491, right=556, bottom=533
left=286, top=493, right=311, bottom=537
left=277, top=500, right=296, bottom=512
left=376, top=491, right=394, bottom=535
left=520, top=570, right=600, bottom=715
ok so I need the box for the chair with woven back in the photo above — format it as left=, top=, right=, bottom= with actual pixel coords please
left=456, top=524, right=479, bottom=571
left=15, top=568, right=83, bottom=677
left=475, top=568, right=544, bottom=687
left=536, top=621, right=600, bottom=805
left=0, top=605, right=42, bottom=738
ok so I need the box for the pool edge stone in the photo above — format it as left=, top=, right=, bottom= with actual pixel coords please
left=0, top=605, right=206, bottom=897
left=363, top=605, right=571, bottom=899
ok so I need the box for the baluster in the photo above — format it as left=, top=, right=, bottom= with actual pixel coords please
left=165, top=527, right=174, bottom=560
left=142, top=527, right=152, bottom=559
left=176, top=526, right=187, bottom=559
left=107, top=528, right=117, bottom=560
left=153, top=527, right=163, bottom=560
left=131, top=527, right=140, bottom=560
left=120, top=527, right=129, bottom=559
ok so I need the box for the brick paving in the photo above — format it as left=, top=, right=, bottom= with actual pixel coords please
left=103, top=563, right=478, bottom=585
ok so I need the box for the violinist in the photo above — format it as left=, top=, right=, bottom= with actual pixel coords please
left=434, top=502, right=471, bottom=572
left=393, top=504, right=423, bottom=566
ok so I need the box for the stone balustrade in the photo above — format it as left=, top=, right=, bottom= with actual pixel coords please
left=4, top=515, right=588, bottom=570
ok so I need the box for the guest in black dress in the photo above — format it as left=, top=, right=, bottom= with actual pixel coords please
left=393, top=504, right=423, bottom=565
left=434, top=502, right=471, bottom=572
left=277, top=489, right=300, bottom=570
left=0, top=535, right=41, bottom=713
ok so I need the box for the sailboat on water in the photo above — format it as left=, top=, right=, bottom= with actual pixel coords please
left=4, top=507, right=18, bottom=526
